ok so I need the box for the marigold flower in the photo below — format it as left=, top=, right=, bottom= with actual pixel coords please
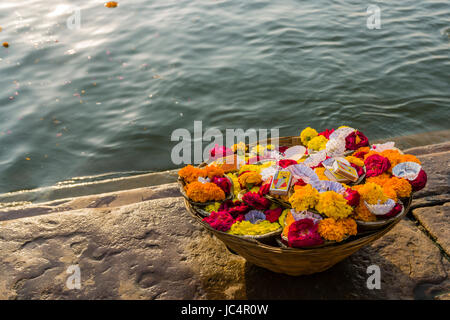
left=353, top=202, right=377, bottom=222
left=317, top=218, right=357, bottom=242
left=357, top=182, right=387, bottom=205
left=400, top=154, right=421, bottom=165
left=384, top=177, right=412, bottom=198
left=300, top=127, right=318, bottom=146
left=185, top=181, right=226, bottom=202
left=205, top=165, right=225, bottom=179
left=238, top=171, right=262, bottom=187
left=307, top=135, right=328, bottom=151
left=345, top=156, right=365, bottom=167
left=226, top=173, right=241, bottom=198
left=289, top=184, right=319, bottom=212
left=231, top=142, right=247, bottom=153
left=229, top=220, right=280, bottom=235
left=315, top=191, right=353, bottom=219
left=105, top=1, right=118, bottom=8
left=178, top=165, right=206, bottom=183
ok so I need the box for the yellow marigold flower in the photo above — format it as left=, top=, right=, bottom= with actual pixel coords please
left=228, top=220, right=280, bottom=235
left=345, top=156, right=364, bottom=167
left=205, top=202, right=221, bottom=213
left=307, top=135, right=328, bottom=151
left=338, top=125, right=350, bottom=129
left=289, top=184, right=319, bottom=212
left=251, top=144, right=266, bottom=155
left=318, top=218, right=357, bottom=242
left=366, top=173, right=391, bottom=186
left=314, top=167, right=330, bottom=181
left=185, top=181, right=225, bottom=202
left=316, top=191, right=353, bottom=219
left=249, top=186, right=261, bottom=193
left=226, top=173, right=241, bottom=198
left=238, top=171, right=262, bottom=186
left=358, top=182, right=387, bottom=205
left=282, top=210, right=296, bottom=239
left=300, top=127, right=318, bottom=146
left=278, top=208, right=290, bottom=228
left=266, top=144, right=275, bottom=150
left=231, top=142, right=247, bottom=153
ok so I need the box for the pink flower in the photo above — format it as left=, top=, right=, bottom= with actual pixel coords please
left=209, top=144, right=233, bottom=160
left=364, top=154, right=391, bottom=177
left=344, top=188, right=360, bottom=207
left=410, top=169, right=427, bottom=192
left=318, top=128, right=335, bottom=139
left=264, top=207, right=283, bottom=223
left=211, top=176, right=231, bottom=194
left=345, top=131, right=369, bottom=150
left=288, top=218, right=324, bottom=247
left=242, top=192, right=271, bottom=210
left=202, top=211, right=235, bottom=232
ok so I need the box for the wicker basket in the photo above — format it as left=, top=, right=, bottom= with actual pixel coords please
left=181, top=136, right=413, bottom=276
left=185, top=197, right=410, bottom=275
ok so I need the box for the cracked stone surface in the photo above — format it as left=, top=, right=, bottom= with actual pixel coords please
left=0, top=142, right=448, bottom=300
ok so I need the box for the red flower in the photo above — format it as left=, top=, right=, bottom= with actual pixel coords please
left=258, top=182, right=271, bottom=196
left=410, top=169, right=427, bottom=192
left=209, top=144, right=233, bottom=160
left=353, top=151, right=367, bottom=159
left=264, top=207, right=283, bottom=223
left=202, top=211, right=235, bottom=232
left=219, top=200, right=250, bottom=218
left=294, top=179, right=307, bottom=187
left=364, top=154, right=391, bottom=177
left=279, top=146, right=290, bottom=154
left=242, top=192, right=271, bottom=210
left=380, top=203, right=403, bottom=219
left=318, top=128, right=335, bottom=139
left=345, top=131, right=369, bottom=150
left=278, top=159, right=298, bottom=168
left=351, top=163, right=365, bottom=177
left=211, top=176, right=231, bottom=194
left=344, top=188, right=360, bottom=207
left=287, top=218, right=324, bottom=247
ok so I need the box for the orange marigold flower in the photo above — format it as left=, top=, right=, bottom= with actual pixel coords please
left=353, top=202, right=377, bottom=222
left=185, top=181, right=225, bottom=202
left=317, top=218, right=357, bottom=242
left=380, top=149, right=403, bottom=171
left=205, top=165, right=225, bottom=179
left=105, top=1, right=118, bottom=8
left=384, top=176, right=412, bottom=198
left=355, top=146, right=370, bottom=154
left=363, top=150, right=380, bottom=160
left=238, top=171, right=262, bottom=186
left=178, top=165, right=206, bottom=184
left=382, top=186, right=398, bottom=202
left=400, top=154, right=421, bottom=165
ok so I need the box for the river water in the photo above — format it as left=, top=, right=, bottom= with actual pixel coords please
left=0, top=0, right=449, bottom=193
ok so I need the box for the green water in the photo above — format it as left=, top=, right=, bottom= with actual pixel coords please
left=0, top=0, right=449, bottom=193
